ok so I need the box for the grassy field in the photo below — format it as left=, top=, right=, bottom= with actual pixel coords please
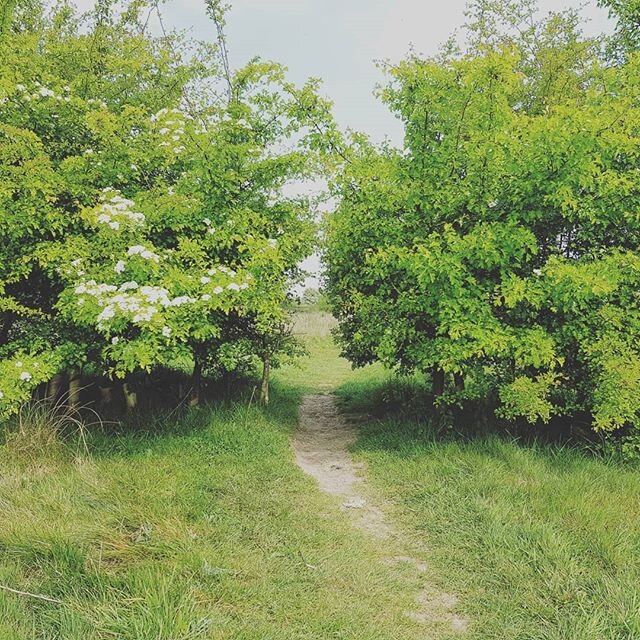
left=339, top=375, right=640, bottom=640
left=0, top=328, right=418, bottom=640
left=1, top=316, right=640, bottom=639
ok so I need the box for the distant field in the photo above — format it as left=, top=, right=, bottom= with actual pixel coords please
left=290, top=311, right=338, bottom=337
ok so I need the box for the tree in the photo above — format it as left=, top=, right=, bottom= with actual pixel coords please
left=326, top=0, right=640, bottom=433
left=599, top=0, right=640, bottom=59
left=0, top=0, right=332, bottom=417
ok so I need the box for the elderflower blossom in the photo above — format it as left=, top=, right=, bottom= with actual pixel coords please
left=132, top=306, right=157, bottom=324
left=20, top=371, right=32, bottom=381
left=162, top=326, right=172, bottom=337
left=127, top=245, right=160, bottom=262
left=94, top=190, right=145, bottom=229
left=115, top=260, right=126, bottom=274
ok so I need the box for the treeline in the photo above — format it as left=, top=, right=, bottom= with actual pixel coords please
left=325, top=0, right=640, bottom=447
left=0, top=0, right=337, bottom=415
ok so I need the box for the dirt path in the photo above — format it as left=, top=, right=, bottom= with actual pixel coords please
left=294, top=393, right=468, bottom=636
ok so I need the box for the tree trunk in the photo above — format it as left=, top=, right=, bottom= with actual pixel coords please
left=454, top=371, right=465, bottom=392
left=46, top=373, right=64, bottom=404
left=190, top=354, right=203, bottom=406
left=432, top=367, right=445, bottom=397
left=68, top=369, right=82, bottom=409
left=260, top=354, right=270, bottom=406
left=123, top=382, right=138, bottom=411
left=99, top=384, right=114, bottom=407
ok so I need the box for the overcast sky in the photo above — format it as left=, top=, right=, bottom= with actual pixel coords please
left=73, top=0, right=611, bottom=144
left=73, top=0, right=612, bottom=288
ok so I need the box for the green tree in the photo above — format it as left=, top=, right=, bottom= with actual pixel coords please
left=326, top=0, right=640, bottom=434
left=0, top=0, right=332, bottom=416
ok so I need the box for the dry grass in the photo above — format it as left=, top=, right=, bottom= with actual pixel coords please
left=290, top=311, right=337, bottom=337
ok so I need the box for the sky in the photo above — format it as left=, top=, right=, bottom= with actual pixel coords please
left=72, top=0, right=612, bottom=144
left=73, top=0, right=612, bottom=288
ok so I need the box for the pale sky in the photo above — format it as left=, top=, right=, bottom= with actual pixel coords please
left=73, top=0, right=611, bottom=144
left=73, top=0, right=612, bottom=288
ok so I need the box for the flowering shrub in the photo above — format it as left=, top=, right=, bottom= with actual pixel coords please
left=0, top=0, right=332, bottom=417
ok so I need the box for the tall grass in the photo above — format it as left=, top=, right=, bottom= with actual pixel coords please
left=339, top=372, right=640, bottom=640
left=4, top=394, right=101, bottom=461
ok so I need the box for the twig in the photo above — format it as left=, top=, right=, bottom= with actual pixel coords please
left=0, top=584, right=65, bottom=605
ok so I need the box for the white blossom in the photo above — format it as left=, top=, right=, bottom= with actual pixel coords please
left=115, top=260, right=126, bottom=274
left=20, top=371, right=32, bottom=381
left=97, top=305, right=116, bottom=323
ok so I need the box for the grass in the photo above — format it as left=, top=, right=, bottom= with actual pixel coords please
left=339, top=373, right=640, bottom=640
left=0, top=338, right=417, bottom=640
left=2, top=314, right=640, bottom=639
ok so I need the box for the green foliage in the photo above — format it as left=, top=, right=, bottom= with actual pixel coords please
left=0, top=0, right=334, bottom=417
left=326, top=0, right=640, bottom=436
left=599, top=0, right=640, bottom=58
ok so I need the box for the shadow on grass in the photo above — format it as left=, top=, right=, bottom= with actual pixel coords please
left=334, top=369, right=630, bottom=471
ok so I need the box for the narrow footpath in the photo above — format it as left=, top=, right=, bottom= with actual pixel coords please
left=293, top=392, right=469, bottom=636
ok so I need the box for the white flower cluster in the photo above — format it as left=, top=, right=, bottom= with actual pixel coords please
left=94, top=189, right=145, bottom=230
left=152, top=107, right=190, bottom=154
left=200, top=266, right=250, bottom=294
left=76, top=281, right=167, bottom=328
left=73, top=262, right=251, bottom=331
left=14, top=360, right=35, bottom=382
left=87, top=98, right=108, bottom=109
left=15, top=82, right=71, bottom=103
left=127, top=245, right=160, bottom=262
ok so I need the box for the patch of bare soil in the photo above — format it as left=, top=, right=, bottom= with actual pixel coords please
left=294, top=393, right=468, bottom=636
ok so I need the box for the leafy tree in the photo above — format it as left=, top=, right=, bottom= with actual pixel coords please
left=326, top=0, right=640, bottom=434
left=599, top=0, right=640, bottom=58
left=0, top=0, right=332, bottom=416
